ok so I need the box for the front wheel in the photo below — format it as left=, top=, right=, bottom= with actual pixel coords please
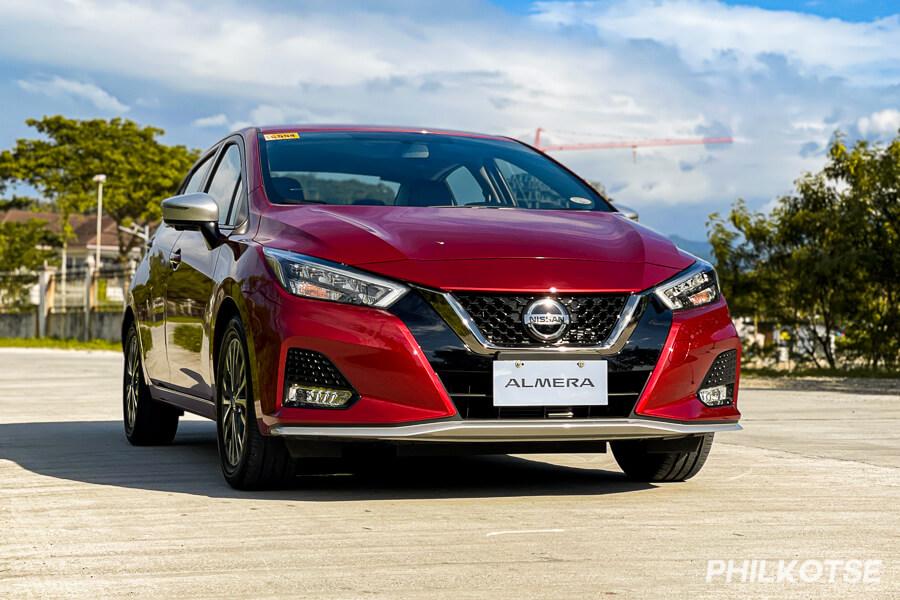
left=123, top=324, right=179, bottom=445
left=611, top=433, right=714, bottom=482
left=216, top=316, right=294, bottom=490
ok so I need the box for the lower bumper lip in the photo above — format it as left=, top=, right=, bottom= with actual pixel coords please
left=268, top=418, right=741, bottom=442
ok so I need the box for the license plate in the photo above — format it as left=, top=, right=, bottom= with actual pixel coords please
left=492, top=360, right=608, bottom=407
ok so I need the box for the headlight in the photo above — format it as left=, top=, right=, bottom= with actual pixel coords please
left=654, top=261, right=720, bottom=310
left=263, top=248, right=408, bottom=308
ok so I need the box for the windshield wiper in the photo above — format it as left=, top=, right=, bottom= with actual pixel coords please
left=452, top=203, right=511, bottom=209
left=282, top=199, right=329, bottom=205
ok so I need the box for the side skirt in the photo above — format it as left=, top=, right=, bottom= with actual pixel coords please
left=149, top=382, right=216, bottom=420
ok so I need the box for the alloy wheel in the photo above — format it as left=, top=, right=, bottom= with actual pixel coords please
left=124, top=334, right=141, bottom=431
left=221, top=336, right=248, bottom=468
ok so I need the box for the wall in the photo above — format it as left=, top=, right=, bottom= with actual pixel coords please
left=0, top=312, right=37, bottom=339
left=0, top=310, right=122, bottom=342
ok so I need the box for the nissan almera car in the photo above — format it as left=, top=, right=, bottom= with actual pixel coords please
left=123, top=125, right=741, bottom=489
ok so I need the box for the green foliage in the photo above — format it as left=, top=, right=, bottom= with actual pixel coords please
left=172, top=324, right=203, bottom=353
left=0, top=196, right=39, bottom=211
left=0, top=337, right=120, bottom=351
left=709, top=131, right=900, bottom=370
left=0, top=116, right=199, bottom=259
left=708, top=199, right=777, bottom=319
left=0, top=219, right=60, bottom=271
left=0, top=219, right=61, bottom=309
left=742, top=367, right=900, bottom=380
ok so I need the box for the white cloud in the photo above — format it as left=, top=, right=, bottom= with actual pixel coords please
left=17, top=75, right=128, bottom=113
left=192, top=113, right=229, bottom=128
left=531, top=1, right=900, bottom=82
left=857, top=109, right=900, bottom=138
left=0, top=0, right=896, bottom=238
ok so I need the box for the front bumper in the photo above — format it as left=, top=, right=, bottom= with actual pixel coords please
left=245, top=278, right=741, bottom=436
left=269, top=417, right=741, bottom=443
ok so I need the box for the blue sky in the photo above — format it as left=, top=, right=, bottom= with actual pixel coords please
left=1, top=0, right=898, bottom=240
left=494, top=0, right=899, bottom=20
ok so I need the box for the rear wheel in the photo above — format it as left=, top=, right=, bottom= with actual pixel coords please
left=611, top=434, right=714, bottom=482
left=216, top=316, right=294, bottom=490
left=123, top=324, right=179, bottom=445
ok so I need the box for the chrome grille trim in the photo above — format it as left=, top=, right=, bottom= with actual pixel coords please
left=416, top=287, right=645, bottom=356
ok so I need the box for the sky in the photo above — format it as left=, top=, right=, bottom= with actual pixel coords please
left=1, top=0, right=898, bottom=240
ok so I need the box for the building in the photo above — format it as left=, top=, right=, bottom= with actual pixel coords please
left=0, top=208, right=142, bottom=268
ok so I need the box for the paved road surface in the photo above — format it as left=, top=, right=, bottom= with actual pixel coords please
left=1, top=348, right=898, bottom=598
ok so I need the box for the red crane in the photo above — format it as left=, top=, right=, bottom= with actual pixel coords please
left=532, top=128, right=733, bottom=161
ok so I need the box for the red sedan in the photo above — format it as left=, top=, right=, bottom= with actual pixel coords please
left=123, top=125, right=741, bottom=489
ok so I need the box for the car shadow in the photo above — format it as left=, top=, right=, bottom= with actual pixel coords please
left=0, top=420, right=655, bottom=500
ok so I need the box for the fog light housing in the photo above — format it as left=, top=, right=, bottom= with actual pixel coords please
left=283, top=348, right=358, bottom=409
left=698, top=385, right=730, bottom=407
left=697, top=349, right=738, bottom=407
left=285, top=385, right=354, bottom=408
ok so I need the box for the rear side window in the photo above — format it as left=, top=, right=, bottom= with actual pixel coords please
left=445, top=167, right=488, bottom=205
left=495, top=158, right=581, bottom=210
left=205, top=145, right=243, bottom=225
left=182, top=155, right=214, bottom=194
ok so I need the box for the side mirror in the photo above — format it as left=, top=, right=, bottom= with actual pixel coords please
left=614, top=203, right=639, bottom=222
left=161, top=193, right=224, bottom=246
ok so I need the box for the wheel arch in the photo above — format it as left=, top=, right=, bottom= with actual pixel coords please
left=210, top=283, right=268, bottom=434
left=210, top=281, right=261, bottom=393
left=212, top=295, right=242, bottom=377
left=122, top=305, right=136, bottom=351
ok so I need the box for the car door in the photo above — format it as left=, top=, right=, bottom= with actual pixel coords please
left=164, top=140, right=246, bottom=398
left=139, top=151, right=215, bottom=383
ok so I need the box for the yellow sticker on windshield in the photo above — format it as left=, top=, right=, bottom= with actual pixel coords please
left=263, top=132, right=300, bottom=141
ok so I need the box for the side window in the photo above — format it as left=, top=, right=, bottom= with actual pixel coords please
left=205, top=144, right=243, bottom=225
left=182, top=154, right=214, bottom=194
left=444, top=166, right=486, bottom=206
left=495, top=158, right=570, bottom=209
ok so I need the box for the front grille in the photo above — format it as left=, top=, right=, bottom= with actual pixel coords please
left=453, top=293, right=629, bottom=347
left=388, top=289, right=672, bottom=423
left=284, top=348, right=352, bottom=389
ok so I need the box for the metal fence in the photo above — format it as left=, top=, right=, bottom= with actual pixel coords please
left=0, top=263, right=133, bottom=341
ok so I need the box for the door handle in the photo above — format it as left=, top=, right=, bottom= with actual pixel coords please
left=169, top=248, right=182, bottom=271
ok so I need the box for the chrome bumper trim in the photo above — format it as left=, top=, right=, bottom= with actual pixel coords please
left=269, top=418, right=741, bottom=443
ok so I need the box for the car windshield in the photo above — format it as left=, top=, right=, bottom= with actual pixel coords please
left=259, top=131, right=612, bottom=211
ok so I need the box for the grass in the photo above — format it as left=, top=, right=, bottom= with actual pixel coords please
left=742, top=366, right=900, bottom=379
left=0, top=337, right=120, bottom=352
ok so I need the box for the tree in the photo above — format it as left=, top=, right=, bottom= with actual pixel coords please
left=823, top=135, right=900, bottom=368
left=708, top=131, right=900, bottom=370
left=0, top=219, right=61, bottom=309
left=708, top=199, right=778, bottom=320
left=0, top=196, right=39, bottom=211
left=0, top=116, right=199, bottom=260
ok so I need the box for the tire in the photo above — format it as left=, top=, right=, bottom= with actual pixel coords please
left=123, top=324, right=179, bottom=445
left=216, top=316, right=294, bottom=490
left=611, top=433, right=714, bottom=482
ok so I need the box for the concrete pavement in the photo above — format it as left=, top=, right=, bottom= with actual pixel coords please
left=1, top=348, right=898, bottom=598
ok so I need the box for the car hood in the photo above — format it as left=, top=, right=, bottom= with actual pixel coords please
left=256, top=206, right=694, bottom=292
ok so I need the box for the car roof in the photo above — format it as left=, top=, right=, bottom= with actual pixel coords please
left=250, top=124, right=510, bottom=142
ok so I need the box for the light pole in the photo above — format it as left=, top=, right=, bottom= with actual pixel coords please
left=92, top=174, right=106, bottom=269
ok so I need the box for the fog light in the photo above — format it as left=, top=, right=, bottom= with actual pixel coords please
left=698, top=385, right=731, bottom=407
left=285, top=385, right=354, bottom=408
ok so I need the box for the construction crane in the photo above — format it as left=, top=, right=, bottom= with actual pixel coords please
left=532, top=128, right=733, bottom=162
